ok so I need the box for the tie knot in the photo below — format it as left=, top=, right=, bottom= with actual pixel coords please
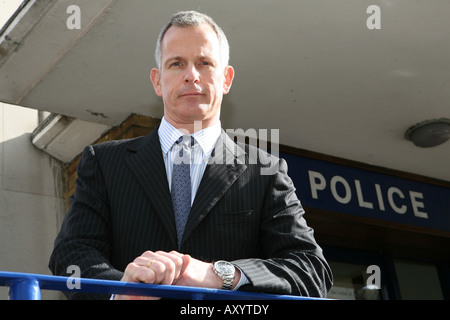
left=176, top=135, right=195, bottom=147
left=174, top=135, right=193, bottom=164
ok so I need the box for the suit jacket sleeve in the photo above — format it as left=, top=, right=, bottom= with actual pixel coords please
left=232, top=157, right=333, bottom=298
left=48, top=145, right=123, bottom=299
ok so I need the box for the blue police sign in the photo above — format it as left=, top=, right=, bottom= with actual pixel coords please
left=281, top=152, right=450, bottom=233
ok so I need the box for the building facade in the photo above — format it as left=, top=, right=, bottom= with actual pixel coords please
left=1, top=1, right=449, bottom=300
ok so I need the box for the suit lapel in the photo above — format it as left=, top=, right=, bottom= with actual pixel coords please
left=124, top=129, right=247, bottom=249
left=182, top=131, right=247, bottom=245
left=125, top=129, right=178, bottom=248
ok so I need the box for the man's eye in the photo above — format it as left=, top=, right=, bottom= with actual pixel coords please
left=172, top=62, right=181, bottom=67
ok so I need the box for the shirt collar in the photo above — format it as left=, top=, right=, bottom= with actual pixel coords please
left=158, top=117, right=222, bottom=157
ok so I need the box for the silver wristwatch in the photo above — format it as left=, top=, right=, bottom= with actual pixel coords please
left=213, top=260, right=235, bottom=290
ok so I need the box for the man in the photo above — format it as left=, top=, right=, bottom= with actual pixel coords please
left=49, top=11, right=332, bottom=300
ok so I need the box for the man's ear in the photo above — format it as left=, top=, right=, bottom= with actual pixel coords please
left=223, top=65, right=234, bottom=94
left=150, top=68, right=162, bottom=97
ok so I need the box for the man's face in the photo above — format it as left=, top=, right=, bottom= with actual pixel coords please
left=151, top=24, right=234, bottom=129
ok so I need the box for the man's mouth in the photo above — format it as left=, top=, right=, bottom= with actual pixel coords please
left=180, top=92, right=204, bottom=97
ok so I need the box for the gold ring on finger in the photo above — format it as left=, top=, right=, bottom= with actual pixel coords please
left=146, top=259, right=154, bottom=268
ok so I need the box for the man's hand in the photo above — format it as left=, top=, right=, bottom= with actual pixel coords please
left=114, top=250, right=240, bottom=300
left=114, top=250, right=188, bottom=300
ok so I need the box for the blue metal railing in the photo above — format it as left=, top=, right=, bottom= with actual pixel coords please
left=0, top=271, right=315, bottom=300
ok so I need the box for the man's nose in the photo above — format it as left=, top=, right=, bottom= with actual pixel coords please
left=184, top=64, right=200, bottom=83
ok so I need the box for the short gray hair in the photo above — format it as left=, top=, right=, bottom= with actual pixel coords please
left=154, top=11, right=230, bottom=69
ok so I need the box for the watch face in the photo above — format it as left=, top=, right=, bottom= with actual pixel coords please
left=216, top=261, right=234, bottom=275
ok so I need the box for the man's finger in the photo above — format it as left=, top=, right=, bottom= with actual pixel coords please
left=122, top=262, right=156, bottom=284
left=139, top=250, right=185, bottom=285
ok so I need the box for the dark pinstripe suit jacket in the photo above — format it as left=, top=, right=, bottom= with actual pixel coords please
left=49, top=128, right=332, bottom=299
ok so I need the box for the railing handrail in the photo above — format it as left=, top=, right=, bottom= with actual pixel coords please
left=0, top=271, right=317, bottom=300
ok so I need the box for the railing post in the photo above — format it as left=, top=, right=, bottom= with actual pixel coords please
left=8, top=277, right=41, bottom=300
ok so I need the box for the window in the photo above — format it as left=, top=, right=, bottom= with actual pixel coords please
left=394, top=259, right=443, bottom=300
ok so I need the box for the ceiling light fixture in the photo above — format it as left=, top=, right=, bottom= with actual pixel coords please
left=405, top=118, right=450, bottom=148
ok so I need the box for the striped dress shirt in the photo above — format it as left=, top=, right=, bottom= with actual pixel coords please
left=158, top=117, right=221, bottom=204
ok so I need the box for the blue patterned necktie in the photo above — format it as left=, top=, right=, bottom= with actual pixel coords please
left=171, top=135, right=193, bottom=248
